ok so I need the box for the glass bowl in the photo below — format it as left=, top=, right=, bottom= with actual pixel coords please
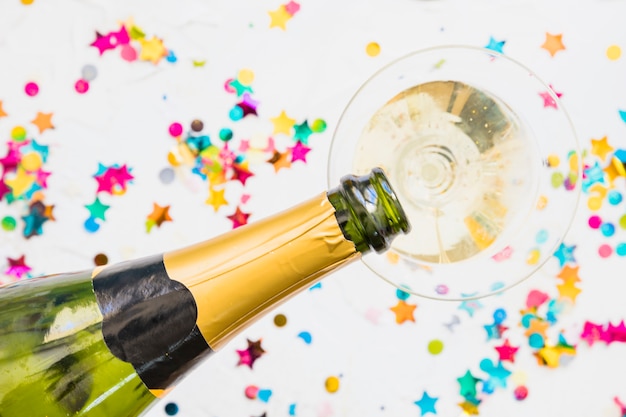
left=328, top=45, right=581, bottom=300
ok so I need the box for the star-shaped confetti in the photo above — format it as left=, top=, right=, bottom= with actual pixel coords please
left=485, top=36, right=506, bottom=54
left=267, top=150, right=292, bottom=172
left=236, top=339, right=266, bottom=369
left=268, top=4, right=292, bottom=30
left=458, top=398, right=480, bottom=415
left=85, top=197, right=110, bottom=221
left=270, top=111, right=296, bottom=135
left=206, top=187, right=228, bottom=212
left=139, top=36, right=168, bottom=64
left=538, top=86, right=563, bottom=109
left=0, top=100, right=8, bottom=118
left=590, top=136, right=614, bottom=161
left=94, top=164, right=134, bottom=194
left=293, top=120, right=313, bottom=144
left=5, top=167, right=36, bottom=198
left=31, top=112, right=54, bottom=134
left=288, top=141, right=312, bottom=163
left=552, top=243, right=576, bottom=267
left=146, top=203, right=173, bottom=232
left=227, top=206, right=250, bottom=229
left=390, top=300, right=417, bottom=324
left=494, top=339, right=519, bottom=362
left=556, top=280, right=582, bottom=303
left=541, top=32, right=566, bottom=57
left=5, top=255, right=32, bottom=279
left=22, top=200, right=49, bottom=238
left=414, top=391, right=438, bottom=415
left=457, top=370, right=481, bottom=398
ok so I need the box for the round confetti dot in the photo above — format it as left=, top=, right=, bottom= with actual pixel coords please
left=520, top=314, right=534, bottom=328
left=325, top=376, right=340, bottom=393
left=528, top=333, right=544, bottom=348
left=159, top=167, right=176, bottom=184
left=550, top=172, right=564, bottom=188
left=219, top=128, right=233, bottom=141
left=607, top=44, right=622, bottom=61
left=274, top=313, right=287, bottom=327
left=366, top=42, right=381, bottom=57
left=608, top=190, right=623, bottom=205
left=616, top=243, right=626, bottom=256
left=191, top=119, right=204, bottom=132
left=600, top=222, right=616, bottom=237
left=514, top=385, right=529, bottom=401
left=1, top=216, right=17, bottom=231
left=81, top=64, right=98, bottom=81
left=11, top=126, right=27, bottom=142
left=166, top=50, right=177, bottom=63
left=94, top=253, right=108, bottom=266
left=598, top=244, right=613, bottom=258
left=229, top=105, right=244, bottom=121
left=564, top=175, right=577, bottom=191
left=546, top=154, right=560, bottom=167
left=21, top=152, right=42, bottom=171
left=169, top=122, right=183, bottom=137
left=84, top=217, right=100, bottom=233
left=588, top=215, right=602, bottom=229
left=75, top=79, right=89, bottom=94
left=434, top=284, right=449, bottom=295
left=427, top=339, right=444, bottom=355
left=526, top=248, right=540, bottom=265
left=311, top=118, right=327, bottom=133
left=535, top=229, right=548, bottom=244
left=245, top=385, right=259, bottom=399
left=493, top=308, right=507, bottom=324
left=587, top=197, right=602, bottom=211
left=21, top=0, right=35, bottom=4
left=237, top=68, right=255, bottom=86
left=120, top=44, right=138, bottom=62
left=396, top=288, right=410, bottom=300
left=164, top=402, right=179, bottom=416
left=24, top=82, right=39, bottom=97
left=620, top=214, right=626, bottom=230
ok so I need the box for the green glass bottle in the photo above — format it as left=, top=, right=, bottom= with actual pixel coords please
left=0, top=168, right=409, bottom=417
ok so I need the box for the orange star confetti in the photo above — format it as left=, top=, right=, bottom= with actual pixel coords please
left=541, top=32, right=566, bottom=57
left=146, top=203, right=172, bottom=232
left=524, top=318, right=549, bottom=339
left=590, top=136, right=614, bottom=161
left=0, top=100, right=7, bottom=118
left=267, top=150, right=292, bottom=172
left=31, top=112, right=54, bottom=133
left=557, top=265, right=581, bottom=284
left=390, top=300, right=417, bottom=324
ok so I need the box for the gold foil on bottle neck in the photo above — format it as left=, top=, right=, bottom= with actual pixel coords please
left=163, top=193, right=359, bottom=350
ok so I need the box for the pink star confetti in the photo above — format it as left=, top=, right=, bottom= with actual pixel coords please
left=5, top=255, right=32, bottom=279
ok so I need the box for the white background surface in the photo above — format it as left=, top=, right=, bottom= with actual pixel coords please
left=1, top=1, right=626, bottom=416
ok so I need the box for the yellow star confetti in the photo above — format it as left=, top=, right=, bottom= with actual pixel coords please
left=270, top=110, right=296, bottom=135
left=206, top=187, right=228, bottom=212
left=139, top=36, right=167, bottom=64
left=590, top=136, right=614, bottom=160
left=557, top=280, right=582, bottom=303
left=31, top=112, right=54, bottom=134
left=268, top=5, right=291, bottom=30
left=5, top=168, right=36, bottom=197
left=541, top=33, right=566, bottom=57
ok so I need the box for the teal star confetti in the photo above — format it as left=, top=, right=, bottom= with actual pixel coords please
left=293, top=120, right=313, bottom=144
left=553, top=242, right=576, bottom=267
left=485, top=36, right=506, bottom=54
left=457, top=370, right=481, bottom=398
left=85, top=197, right=110, bottom=221
left=414, top=391, right=438, bottom=415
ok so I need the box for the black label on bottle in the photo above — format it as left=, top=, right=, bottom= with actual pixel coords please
left=93, top=255, right=212, bottom=390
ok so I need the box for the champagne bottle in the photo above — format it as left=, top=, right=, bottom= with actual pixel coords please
left=0, top=168, right=409, bottom=417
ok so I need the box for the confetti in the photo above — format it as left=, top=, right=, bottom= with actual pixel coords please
left=94, top=253, right=108, bottom=266
left=5, top=255, right=32, bottom=279
left=607, top=45, right=622, bottom=60
left=427, top=339, right=444, bottom=355
left=414, top=391, right=438, bottom=415
left=541, top=32, right=566, bottom=56
left=164, top=402, right=179, bottom=416
left=146, top=203, right=173, bottom=232
left=390, top=300, right=417, bottom=324
left=485, top=36, right=506, bottom=54
left=324, top=376, right=340, bottom=393
left=236, top=339, right=265, bottom=369
left=24, top=82, right=39, bottom=97
left=366, top=42, right=381, bottom=57
left=273, top=314, right=287, bottom=327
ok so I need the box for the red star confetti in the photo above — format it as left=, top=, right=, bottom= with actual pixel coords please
left=227, top=206, right=250, bottom=229
left=494, top=339, right=519, bottom=362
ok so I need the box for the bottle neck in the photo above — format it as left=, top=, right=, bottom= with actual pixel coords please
left=328, top=167, right=410, bottom=254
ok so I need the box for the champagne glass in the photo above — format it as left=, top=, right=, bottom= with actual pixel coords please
left=328, top=45, right=581, bottom=300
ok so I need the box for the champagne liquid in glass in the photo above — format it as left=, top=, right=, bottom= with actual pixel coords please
left=353, top=81, right=538, bottom=264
